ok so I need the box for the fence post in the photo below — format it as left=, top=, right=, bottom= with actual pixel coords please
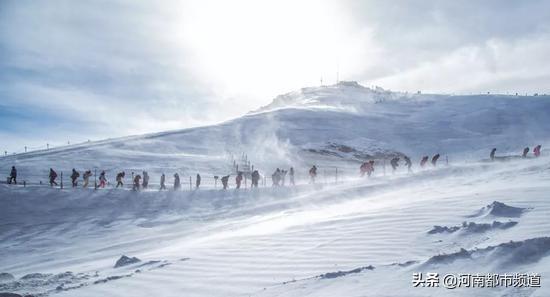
left=189, top=176, right=192, bottom=191
left=23, top=180, right=26, bottom=187
left=335, top=167, right=338, bottom=184
left=383, top=159, right=386, bottom=177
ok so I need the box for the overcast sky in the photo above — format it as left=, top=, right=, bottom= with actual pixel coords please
left=1, top=0, right=550, bottom=153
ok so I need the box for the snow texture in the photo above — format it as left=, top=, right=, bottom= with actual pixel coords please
left=1, top=82, right=550, bottom=297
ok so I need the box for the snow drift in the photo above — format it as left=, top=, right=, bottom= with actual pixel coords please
left=1, top=82, right=550, bottom=297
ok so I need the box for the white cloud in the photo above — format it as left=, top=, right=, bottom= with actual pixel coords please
left=370, top=33, right=550, bottom=94
left=1, top=0, right=550, bottom=152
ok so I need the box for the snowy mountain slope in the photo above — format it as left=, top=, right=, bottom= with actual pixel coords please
left=1, top=82, right=549, bottom=182
left=1, top=156, right=550, bottom=297
left=1, top=82, right=550, bottom=297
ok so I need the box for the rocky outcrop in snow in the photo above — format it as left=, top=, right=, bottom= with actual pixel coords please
left=428, top=221, right=518, bottom=234
left=114, top=255, right=141, bottom=268
left=467, top=201, right=527, bottom=218
left=424, top=237, right=550, bottom=268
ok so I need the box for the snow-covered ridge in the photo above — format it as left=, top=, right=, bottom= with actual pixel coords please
left=253, top=81, right=400, bottom=113
left=2, top=81, right=549, bottom=182
left=2, top=83, right=550, bottom=297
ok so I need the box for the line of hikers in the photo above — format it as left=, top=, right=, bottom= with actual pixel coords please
left=6, top=166, right=316, bottom=191
left=270, top=167, right=295, bottom=187
left=4, top=145, right=543, bottom=189
left=490, top=145, right=542, bottom=161
left=359, top=154, right=440, bottom=177
left=7, top=167, right=200, bottom=191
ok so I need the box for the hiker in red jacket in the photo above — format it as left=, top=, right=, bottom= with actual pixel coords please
left=534, top=145, right=542, bottom=157
left=309, top=165, right=318, bottom=183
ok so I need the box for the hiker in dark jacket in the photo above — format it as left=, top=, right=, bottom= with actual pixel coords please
left=196, top=174, right=201, bottom=189
left=280, top=170, right=287, bottom=186
left=160, top=173, right=166, bottom=190
left=70, top=168, right=80, bottom=187
left=403, top=156, right=412, bottom=173
left=142, top=171, right=149, bottom=189
left=221, top=175, right=229, bottom=190
left=490, top=148, right=497, bottom=161
left=522, top=147, right=529, bottom=158
left=173, top=173, right=180, bottom=190
left=49, top=168, right=58, bottom=187
left=9, top=166, right=17, bottom=184
left=420, top=156, right=429, bottom=168
left=390, top=157, right=400, bottom=173
left=431, top=154, right=440, bottom=166
left=367, top=160, right=375, bottom=177
left=251, top=170, right=260, bottom=187
left=236, top=172, right=243, bottom=189
left=133, top=174, right=141, bottom=191
left=116, top=171, right=125, bottom=188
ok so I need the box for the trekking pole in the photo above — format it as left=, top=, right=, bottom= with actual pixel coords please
left=60, top=172, right=63, bottom=189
